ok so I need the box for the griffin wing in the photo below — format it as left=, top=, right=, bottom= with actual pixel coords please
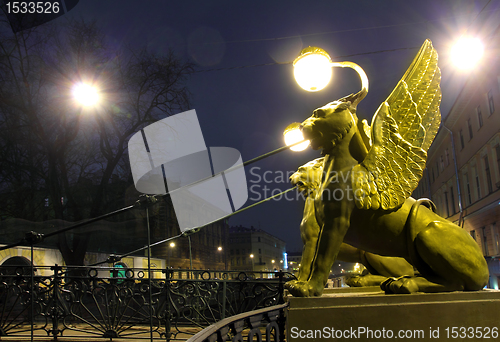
left=353, top=39, right=441, bottom=210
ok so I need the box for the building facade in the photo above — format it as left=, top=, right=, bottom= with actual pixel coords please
left=413, top=33, right=500, bottom=289
left=228, top=226, right=287, bottom=274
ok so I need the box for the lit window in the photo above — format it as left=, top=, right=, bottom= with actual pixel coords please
left=464, top=173, right=471, bottom=205
left=488, top=90, right=495, bottom=115
left=468, top=119, right=473, bottom=140
left=450, top=186, right=456, bottom=214
left=444, top=191, right=450, bottom=217
left=482, top=227, right=489, bottom=256
left=496, top=145, right=500, bottom=179
left=477, top=106, right=483, bottom=128
left=484, top=155, right=493, bottom=194
left=473, top=166, right=481, bottom=200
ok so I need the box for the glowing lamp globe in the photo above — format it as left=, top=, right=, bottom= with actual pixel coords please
left=293, top=46, right=332, bottom=92
left=72, top=83, right=99, bottom=107
left=283, top=122, right=310, bottom=152
left=451, top=37, right=483, bottom=70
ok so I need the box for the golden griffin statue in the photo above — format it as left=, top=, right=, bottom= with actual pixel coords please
left=286, top=40, right=489, bottom=297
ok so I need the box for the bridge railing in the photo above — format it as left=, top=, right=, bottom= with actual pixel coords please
left=0, top=265, right=294, bottom=341
left=185, top=303, right=288, bottom=342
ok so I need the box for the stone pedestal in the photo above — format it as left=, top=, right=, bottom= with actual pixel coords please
left=286, top=287, right=500, bottom=341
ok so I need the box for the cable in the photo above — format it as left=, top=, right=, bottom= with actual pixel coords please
left=189, top=3, right=498, bottom=75
left=88, top=185, right=298, bottom=267
left=189, top=46, right=421, bottom=74
left=208, top=7, right=499, bottom=46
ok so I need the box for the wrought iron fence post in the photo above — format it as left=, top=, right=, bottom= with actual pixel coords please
left=30, top=241, right=35, bottom=342
left=222, top=280, right=227, bottom=320
left=277, top=271, right=286, bottom=341
left=162, top=269, right=171, bottom=341
left=277, top=271, right=285, bottom=304
left=24, top=231, right=43, bottom=342
left=50, top=264, right=63, bottom=340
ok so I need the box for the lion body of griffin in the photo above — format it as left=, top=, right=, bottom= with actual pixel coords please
left=290, top=157, right=415, bottom=288
left=285, top=40, right=489, bottom=297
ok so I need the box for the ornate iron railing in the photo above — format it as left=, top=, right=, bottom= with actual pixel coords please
left=185, top=303, right=288, bottom=342
left=0, top=265, right=293, bottom=341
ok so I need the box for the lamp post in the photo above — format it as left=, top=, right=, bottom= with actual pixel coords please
left=282, top=46, right=370, bottom=145
left=250, top=254, right=254, bottom=271
left=168, top=242, right=175, bottom=269
left=217, top=246, right=225, bottom=271
left=293, top=46, right=369, bottom=94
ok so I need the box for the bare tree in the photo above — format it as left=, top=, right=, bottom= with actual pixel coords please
left=0, top=17, right=193, bottom=266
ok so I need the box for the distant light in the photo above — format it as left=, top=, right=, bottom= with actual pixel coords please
left=169, top=242, right=175, bottom=248
left=280, top=260, right=283, bottom=263
left=73, top=83, right=99, bottom=106
left=250, top=254, right=254, bottom=258
left=272, top=259, right=275, bottom=263
left=217, top=246, right=222, bottom=251
left=293, top=46, right=332, bottom=92
left=283, top=122, right=310, bottom=151
left=451, top=37, right=483, bottom=70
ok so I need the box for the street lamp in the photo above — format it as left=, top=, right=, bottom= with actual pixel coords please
left=250, top=254, right=254, bottom=271
left=284, top=122, right=310, bottom=152
left=72, top=82, right=99, bottom=107
left=168, top=242, right=175, bottom=269
left=451, top=36, right=484, bottom=70
left=282, top=46, right=370, bottom=152
left=293, top=46, right=369, bottom=93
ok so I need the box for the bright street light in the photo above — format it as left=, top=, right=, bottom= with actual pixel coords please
left=293, top=46, right=333, bottom=92
left=217, top=246, right=222, bottom=251
left=72, top=82, right=99, bottom=107
left=451, top=36, right=484, bottom=70
left=250, top=254, right=254, bottom=258
left=283, top=122, right=310, bottom=152
left=293, top=46, right=369, bottom=93
left=285, top=46, right=370, bottom=153
left=169, top=242, right=175, bottom=248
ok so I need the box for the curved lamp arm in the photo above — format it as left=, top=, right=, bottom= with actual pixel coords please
left=331, top=61, right=369, bottom=94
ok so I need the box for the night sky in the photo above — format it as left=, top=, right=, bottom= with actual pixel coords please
left=63, top=0, right=498, bottom=252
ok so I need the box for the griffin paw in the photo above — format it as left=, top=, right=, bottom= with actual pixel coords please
left=285, top=280, right=322, bottom=297
left=381, top=276, right=419, bottom=294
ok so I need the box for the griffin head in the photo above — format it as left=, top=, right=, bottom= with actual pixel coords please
left=289, top=157, right=324, bottom=196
